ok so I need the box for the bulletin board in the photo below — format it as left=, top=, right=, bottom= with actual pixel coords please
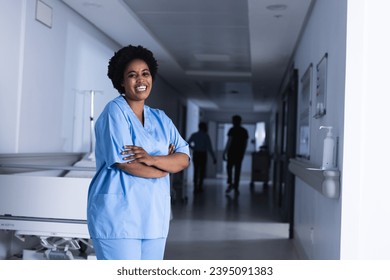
left=297, top=64, right=313, bottom=159
left=313, top=53, right=328, bottom=118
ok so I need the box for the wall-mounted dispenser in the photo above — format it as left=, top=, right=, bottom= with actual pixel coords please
left=320, top=126, right=335, bottom=170
left=288, top=127, right=340, bottom=199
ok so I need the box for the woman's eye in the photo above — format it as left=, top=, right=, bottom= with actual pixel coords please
left=142, top=72, right=150, bottom=77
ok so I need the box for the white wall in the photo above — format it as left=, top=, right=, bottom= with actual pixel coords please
left=62, top=22, right=119, bottom=153
left=293, top=0, right=390, bottom=260
left=0, top=0, right=119, bottom=154
left=0, top=0, right=26, bottom=152
left=292, top=0, right=347, bottom=259
left=341, top=0, right=390, bottom=259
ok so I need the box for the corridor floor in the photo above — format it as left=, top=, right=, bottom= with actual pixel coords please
left=164, top=175, right=300, bottom=260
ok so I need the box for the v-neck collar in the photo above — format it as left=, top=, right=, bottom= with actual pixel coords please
left=115, top=96, right=151, bottom=131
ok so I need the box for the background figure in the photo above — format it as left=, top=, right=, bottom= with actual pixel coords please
left=187, top=122, right=216, bottom=193
left=223, top=115, right=249, bottom=195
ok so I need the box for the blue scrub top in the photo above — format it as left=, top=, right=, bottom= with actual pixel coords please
left=87, top=96, right=190, bottom=239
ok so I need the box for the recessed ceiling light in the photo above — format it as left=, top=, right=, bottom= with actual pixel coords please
left=186, top=70, right=252, bottom=78
left=266, top=4, right=287, bottom=11
left=194, top=53, right=231, bottom=62
left=83, top=2, right=102, bottom=8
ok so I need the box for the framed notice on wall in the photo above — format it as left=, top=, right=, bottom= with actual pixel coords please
left=313, top=53, right=328, bottom=118
left=298, top=64, right=313, bottom=159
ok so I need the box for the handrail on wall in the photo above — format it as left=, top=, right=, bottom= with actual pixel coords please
left=288, top=158, right=340, bottom=199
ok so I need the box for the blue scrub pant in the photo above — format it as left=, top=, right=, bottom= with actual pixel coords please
left=92, top=238, right=167, bottom=260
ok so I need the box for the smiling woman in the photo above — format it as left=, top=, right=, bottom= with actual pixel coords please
left=86, top=45, right=190, bottom=260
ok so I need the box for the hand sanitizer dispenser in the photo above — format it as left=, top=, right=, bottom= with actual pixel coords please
left=320, top=126, right=335, bottom=170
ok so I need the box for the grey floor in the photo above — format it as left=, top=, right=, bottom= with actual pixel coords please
left=164, top=174, right=300, bottom=260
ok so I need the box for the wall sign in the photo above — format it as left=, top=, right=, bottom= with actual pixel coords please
left=298, top=64, right=313, bottom=159
left=314, top=53, right=328, bottom=118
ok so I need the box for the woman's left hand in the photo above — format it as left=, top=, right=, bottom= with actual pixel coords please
left=168, top=144, right=175, bottom=155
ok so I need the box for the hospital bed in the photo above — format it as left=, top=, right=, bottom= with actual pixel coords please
left=0, top=152, right=96, bottom=260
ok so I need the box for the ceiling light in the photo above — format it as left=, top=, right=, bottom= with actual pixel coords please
left=194, top=53, right=231, bottom=62
left=82, top=2, right=102, bottom=8
left=266, top=4, right=287, bottom=11
left=186, top=70, right=252, bottom=78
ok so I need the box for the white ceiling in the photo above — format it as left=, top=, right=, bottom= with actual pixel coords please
left=61, top=0, right=313, bottom=113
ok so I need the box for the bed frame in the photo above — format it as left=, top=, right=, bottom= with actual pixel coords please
left=0, top=153, right=95, bottom=259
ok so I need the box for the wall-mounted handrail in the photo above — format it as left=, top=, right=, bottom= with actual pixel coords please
left=288, top=158, right=340, bottom=199
left=0, top=163, right=95, bottom=172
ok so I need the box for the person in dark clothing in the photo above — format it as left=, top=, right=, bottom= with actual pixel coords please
left=188, top=122, right=216, bottom=193
left=223, top=115, right=248, bottom=194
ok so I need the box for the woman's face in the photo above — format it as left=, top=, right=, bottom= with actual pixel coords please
left=121, top=59, right=153, bottom=102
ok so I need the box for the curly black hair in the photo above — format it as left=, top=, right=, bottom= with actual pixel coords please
left=107, top=45, right=158, bottom=94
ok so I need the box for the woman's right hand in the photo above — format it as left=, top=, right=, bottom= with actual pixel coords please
left=122, top=145, right=155, bottom=166
left=121, top=143, right=189, bottom=174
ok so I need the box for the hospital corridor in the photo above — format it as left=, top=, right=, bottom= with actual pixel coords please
left=165, top=176, right=298, bottom=260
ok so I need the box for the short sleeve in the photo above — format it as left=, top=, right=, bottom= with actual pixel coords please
left=162, top=113, right=190, bottom=158
left=95, top=102, right=133, bottom=169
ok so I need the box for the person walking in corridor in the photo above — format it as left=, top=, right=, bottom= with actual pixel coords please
left=187, top=122, right=216, bottom=193
left=223, top=115, right=248, bottom=195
